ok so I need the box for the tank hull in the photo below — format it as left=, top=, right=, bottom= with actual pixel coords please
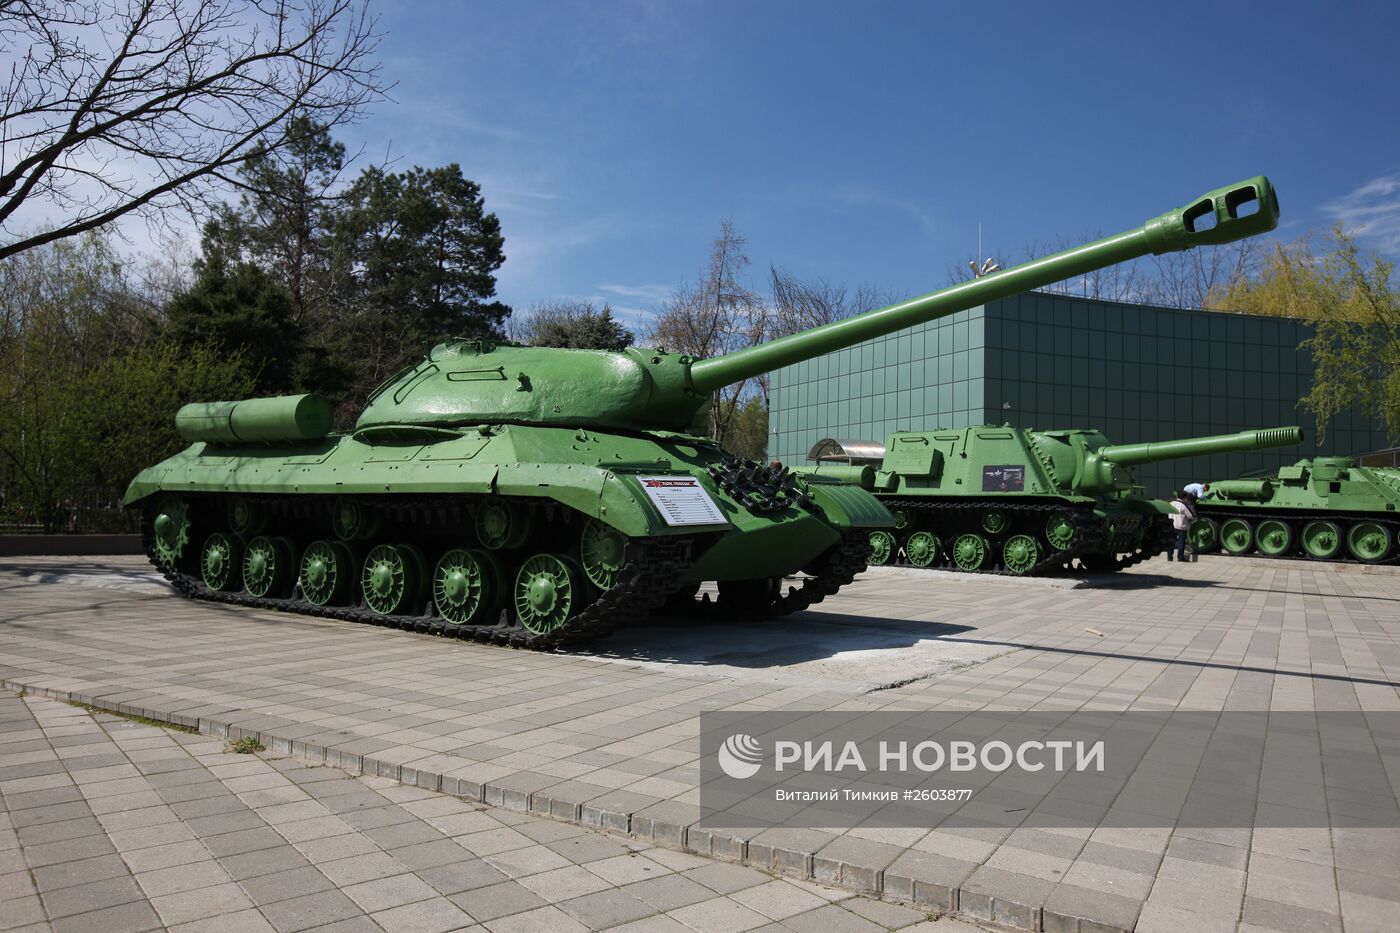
left=801, top=424, right=1300, bottom=576
left=1191, top=460, right=1400, bottom=564
left=869, top=495, right=1171, bottom=575
left=127, top=425, right=890, bottom=646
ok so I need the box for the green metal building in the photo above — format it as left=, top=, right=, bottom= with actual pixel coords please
left=769, top=292, right=1388, bottom=497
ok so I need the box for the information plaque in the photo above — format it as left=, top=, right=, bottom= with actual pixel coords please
left=638, top=476, right=728, bottom=526
left=982, top=465, right=1025, bottom=492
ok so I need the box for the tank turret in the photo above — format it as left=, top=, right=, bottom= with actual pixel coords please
left=125, top=176, right=1281, bottom=644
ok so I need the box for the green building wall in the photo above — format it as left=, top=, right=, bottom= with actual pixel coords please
left=769, top=292, right=1387, bottom=497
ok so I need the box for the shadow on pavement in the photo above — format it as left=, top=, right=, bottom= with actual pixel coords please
left=928, top=635, right=1400, bottom=690
left=587, top=610, right=976, bottom=669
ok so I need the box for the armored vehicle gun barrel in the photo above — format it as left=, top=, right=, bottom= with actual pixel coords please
left=690, top=176, right=1278, bottom=393
left=1097, top=427, right=1305, bottom=468
left=1074, top=426, right=1302, bottom=494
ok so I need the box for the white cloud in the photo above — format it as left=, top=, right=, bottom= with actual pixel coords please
left=1321, top=174, right=1400, bottom=252
left=834, top=185, right=938, bottom=234
left=596, top=282, right=673, bottom=302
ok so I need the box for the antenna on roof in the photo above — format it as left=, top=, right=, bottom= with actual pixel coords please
left=970, top=222, right=1001, bottom=278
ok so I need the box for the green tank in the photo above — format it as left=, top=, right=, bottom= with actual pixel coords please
left=1190, top=458, right=1400, bottom=563
left=800, top=426, right=1303, bottom=574
left=125, top=176, right=1279, bottom=645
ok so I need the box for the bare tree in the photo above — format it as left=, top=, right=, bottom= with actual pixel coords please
left=1022, top=232, right=1146, bottom=303
left=1141, top=238, right=1265, bottom=310
left=648, top=220, right=765, bottom=448
left=0, top=0, right=384, bottom=261
left=511, top=298, right=633, bottom=351
left=768, top=265, right=887, bottom=337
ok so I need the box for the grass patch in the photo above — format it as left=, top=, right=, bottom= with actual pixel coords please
left=227, top=736, right=265, bottom=754
left=65, top=701, right=198, bottom=734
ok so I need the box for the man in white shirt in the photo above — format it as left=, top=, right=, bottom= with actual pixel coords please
left=1183, top=482, right=1209, bottom=499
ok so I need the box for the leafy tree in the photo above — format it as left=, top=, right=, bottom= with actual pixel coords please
left=516, top=300, right=634, bottom=350
left=204, top=116, right=350, bottom=325
left=1215, top=228, right=1400, bottom=440
left=0, top=231, right=250, bottom=530
left=162, top=247, right=317, bottom=395
left=724, top=395, right=769, bottom=461
left=78, top=341, right=255, bottom=503
left=338, top=163, right=509, bottom=396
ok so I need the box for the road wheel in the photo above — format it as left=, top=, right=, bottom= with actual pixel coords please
left=868, top=530, right=895, bottom=566
left=1301, top=520, right=1343, bottom=560
left=244, top=535, right=295, bottom=598
left=433, top=548, right=498, bottom=624
left=1188, top=517, right=1219, bottom=553
left=300, top=540, right=353, bottom=606
left=1347, top=522, right=1392, bottom=563
left=1002, top=534, right=1040, bottom=575
left=362, top=543, right=426, bottom=615
left=1255, top=519, right=1294, bottom=557
left=1220, top=518, right=1254, bottom=555
left=951, top=533, right=989, bottom=572
left=200, top=533, right=242, bottom=592
left=514, top=554, right=582, bottom=634
left=904, top=531, right=939, bottom=568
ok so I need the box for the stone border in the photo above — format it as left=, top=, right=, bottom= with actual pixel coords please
left=0, top=534, right=142, bottom=556
left=863, top=566, right=1088, bottom=589
left=2, top=676, right=1132, bottom=933
left=1196, top=552, right=1400, bottom=575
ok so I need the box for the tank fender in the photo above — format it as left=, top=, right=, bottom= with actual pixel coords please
left=494, top=463, right=708, bottom=537
left=803, top=479, right=895, bottom=529
left=123, top=459, right=184, bottom=505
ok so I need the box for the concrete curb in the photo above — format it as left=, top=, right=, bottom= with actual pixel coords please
left=863, top=565, right=1089, bottom=589
left=2, top=675, right=1133, bottom=933
left=0, top=534, right=142, bottom=556
left=1197, top=552, right=1400, bottom=574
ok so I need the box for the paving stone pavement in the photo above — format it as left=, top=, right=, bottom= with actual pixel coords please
left=1, top=555, right=1398, bottom=932
left=0, top=690, right=992, bottom=933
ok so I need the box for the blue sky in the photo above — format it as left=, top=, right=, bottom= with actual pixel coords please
left=340, top=1, right=1400, bottom=327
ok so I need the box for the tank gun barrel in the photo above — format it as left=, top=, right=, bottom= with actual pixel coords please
left=1100, top=427, right=1303, bottom=467
left=688, top=176, right=1279, bottom=393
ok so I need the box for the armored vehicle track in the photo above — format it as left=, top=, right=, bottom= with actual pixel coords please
left=866, top=500, right=1173, bottom=576
left=144, top=494, right=870, bottom=648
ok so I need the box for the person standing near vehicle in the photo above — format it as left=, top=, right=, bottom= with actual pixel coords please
left=1167, top=491, right=1198, bottom=562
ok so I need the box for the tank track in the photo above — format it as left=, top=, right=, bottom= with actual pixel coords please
left=877, top=500, right=1168, bottom=577
left=1194, top=507, right=1400, bottom=566
left=142, top=495, right=694, bottom=649
left=682, top=531, right=871, bottom=619
left=770, top=531, right=870, bottom=614
left=1091, top=515, right=1174, bottom=571
left=142, top=496, right=873, bottom=647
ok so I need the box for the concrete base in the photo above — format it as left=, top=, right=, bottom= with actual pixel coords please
left=4, top=554, right=1398, bottom=933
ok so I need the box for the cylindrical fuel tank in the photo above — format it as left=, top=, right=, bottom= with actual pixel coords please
left=176, top=394, right=334, bottom=444
left=1208, top=478, right=1275, bottom=501
left=793, top=463, right=877, bottom=489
